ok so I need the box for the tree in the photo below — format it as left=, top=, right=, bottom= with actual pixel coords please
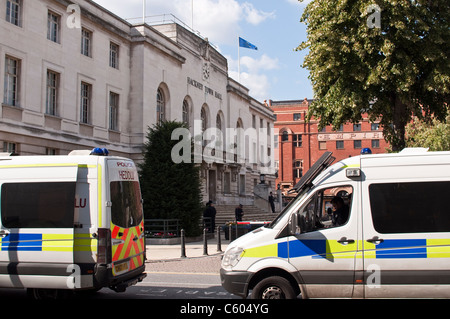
left=138, top=121, right=203, bottom=237
left=297, top=0, right=450, bottom=151
left=406, top=114, right=450, bottom=151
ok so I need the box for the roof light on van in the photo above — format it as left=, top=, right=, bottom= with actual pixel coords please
left=346, top=168, right=361, bottom=178
left=90, top=148, right=109, bottom=156
left=361, top=148, right=372, bottom=155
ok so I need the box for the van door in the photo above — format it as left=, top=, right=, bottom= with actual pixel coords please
left=287, top=183, right=359, bottom=298
left=0, top=165, right=78, bottom=289
left=106, top=159, right=145, bottom=279
left=362, top=180, right=450, bottom=298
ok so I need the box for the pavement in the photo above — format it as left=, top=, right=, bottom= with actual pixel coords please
left=145, top=234, right=229, bottom=262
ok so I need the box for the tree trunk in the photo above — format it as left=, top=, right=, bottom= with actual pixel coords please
left=390, top=94, right=409, bottom=152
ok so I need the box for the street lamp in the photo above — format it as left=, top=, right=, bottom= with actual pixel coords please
left=260, top=174, right=265, bottom=184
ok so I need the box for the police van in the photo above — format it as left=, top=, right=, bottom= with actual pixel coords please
left=221, top=148, right=450, bottom=299
left=0, top=148, right=146, bottom=298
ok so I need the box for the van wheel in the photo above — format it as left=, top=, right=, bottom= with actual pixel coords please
left=251, top=276, right=296, bottom=299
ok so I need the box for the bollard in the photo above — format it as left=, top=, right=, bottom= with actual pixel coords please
left=203, top=228, right=208, bottom=256
left=216, top=226, right=222, bottom=252
left=229, top=224, right=232, bottom=243
left=180, top=229, right=186, bottom=258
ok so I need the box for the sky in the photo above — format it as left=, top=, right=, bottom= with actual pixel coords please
left=93, top=0, right=314, bottom=103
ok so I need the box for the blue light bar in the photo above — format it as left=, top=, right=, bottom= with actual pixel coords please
left=361, top=148, right=372, bottom=155
left=90, top=148, right=109, bottom=156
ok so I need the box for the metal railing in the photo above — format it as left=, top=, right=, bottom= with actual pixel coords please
left=144, top=219, right=180, bottom=238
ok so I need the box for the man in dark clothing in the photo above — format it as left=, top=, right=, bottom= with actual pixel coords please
left=203, top=200, right=216, bottom=233
left=235, top=204, right=244, bottom=221
left=331, top=196, right=349, bottom=226
left=268, top=192, right=276, bottom=213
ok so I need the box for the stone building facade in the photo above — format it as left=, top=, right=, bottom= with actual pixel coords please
left=0, top=0, right=275, bottom=205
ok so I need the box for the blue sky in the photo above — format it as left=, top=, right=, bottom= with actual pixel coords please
left=93, top=0, right=313, bottom=102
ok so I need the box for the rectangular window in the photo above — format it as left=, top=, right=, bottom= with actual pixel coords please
left=47, top=11, right=60, bottom=43
left=319, top=141, right=327, bottom=150
left=109, top=92, right=119, bottom=130
left=6, top=0, right=21, bottom=26
left=369, top=182, right=450, bottom=233
left=1, top=182, right=75, bottom=228
left=109, top=42, right=119, bottom=69
left=293, top=113, right=301, bottom=121
left=336, top=140, right=344, bottom=149
left=372, top=139, right=380, bottom=149
left=354, top=140, right=362, bottom=149
left=293, top=134, right=302, bottom=147
left=293, top=160, right=303, bottom=178
left=3, top=142, right=16, bottom=154
left=4, top=56, right=20, bottom=106
left=46, top=70, right=59, bottom=116
left=81, top=28, right=92, bottom=57
left=371, top=123, right=380, bottom=131
left=353, top=123, right=361, bottom=131
left=80, top=82, right=91, bottom=124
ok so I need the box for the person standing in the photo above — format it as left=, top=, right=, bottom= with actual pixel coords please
left=203, top=200, right=216, bottom=233
left=235, top=204, right=244, bottom=221
left=268, top=192, right=276, bottom=213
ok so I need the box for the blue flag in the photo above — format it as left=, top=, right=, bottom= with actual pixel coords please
left=239, top=37, right=258, bottom=50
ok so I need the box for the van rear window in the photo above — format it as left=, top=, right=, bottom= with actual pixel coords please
left=110, top=181, right=143, bottom=228
left=1, top=182, right=76, bottom=228
left=369, top=181, right=450, bottom=233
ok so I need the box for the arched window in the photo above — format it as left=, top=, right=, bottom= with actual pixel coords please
left=182, top=99, right=189, bottom=126
left=201, top=106, right=208, bottom=132
left=157, top=88, right=165, bottom=124
left=282, top=130, right=289, bottom=142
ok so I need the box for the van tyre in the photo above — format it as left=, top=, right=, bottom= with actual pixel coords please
left=251, top=276, right=297, bottom=299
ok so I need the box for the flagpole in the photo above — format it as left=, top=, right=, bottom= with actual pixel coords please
left=238, top=36, right=241, bottom=83
left=143, top=0, right=146, bottom=24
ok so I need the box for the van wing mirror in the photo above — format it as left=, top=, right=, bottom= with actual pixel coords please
left=288, top=213, right=301, bottom=236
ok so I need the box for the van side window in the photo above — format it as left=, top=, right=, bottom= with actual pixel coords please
left=369, top=181, right=450, bottom=233
left=296, top=186, right=353, bottom=233
left=110, top=181, right=143, bottom=228
left=1, top=182, right=76, bottom=228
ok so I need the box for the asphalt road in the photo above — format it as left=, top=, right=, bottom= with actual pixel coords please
left=95, top=255, right=239, bottom=299
left=0, top=255, right=239, bottom=300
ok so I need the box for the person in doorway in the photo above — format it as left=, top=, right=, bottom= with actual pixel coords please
left=235, top=204, right=244, bottom=221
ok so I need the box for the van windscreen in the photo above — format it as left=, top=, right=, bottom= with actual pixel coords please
left=110, top=181, right=143, bottom=228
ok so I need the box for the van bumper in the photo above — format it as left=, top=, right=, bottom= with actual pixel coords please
left=94, top=264, right=146, bottom=292
left=220, top=268, right=252, bottom=298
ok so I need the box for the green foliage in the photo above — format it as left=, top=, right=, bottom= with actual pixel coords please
left=406, top=115, right=450, bottom=151
left=297, top=0, right=450, bottom=151
left=138, top=121, right=202, bottom=237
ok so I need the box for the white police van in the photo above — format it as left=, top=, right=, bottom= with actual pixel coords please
left=221, top=148, right=450, bottom=299
left=0, top=148, right=146, bottom=298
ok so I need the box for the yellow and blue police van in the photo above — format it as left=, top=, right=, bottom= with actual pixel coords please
left=0, top=148, right=146, bottom=298
left=221, top=148, right=450, bottom=299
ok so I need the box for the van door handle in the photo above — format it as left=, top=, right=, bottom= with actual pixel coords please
left=367, top=236, right=384, bottom=245
left=0, top=230, right=9, bottom=238
left=337, top=237, right=355, bottom=245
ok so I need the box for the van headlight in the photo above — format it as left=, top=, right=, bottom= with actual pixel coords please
left=222, top=247, right=244, bottom=268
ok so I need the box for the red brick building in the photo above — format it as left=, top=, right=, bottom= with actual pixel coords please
left=269, top=99, right=389, bottom=194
